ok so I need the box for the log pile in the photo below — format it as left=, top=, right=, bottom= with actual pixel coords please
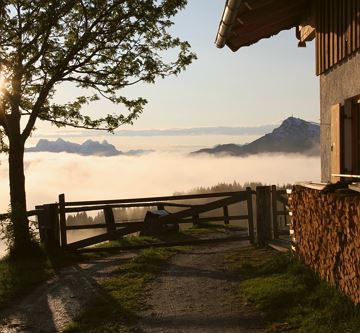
left=290, top=185, right=360, bottom=303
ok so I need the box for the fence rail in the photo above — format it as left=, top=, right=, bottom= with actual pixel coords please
left=0, top=186, right=290, bottom=251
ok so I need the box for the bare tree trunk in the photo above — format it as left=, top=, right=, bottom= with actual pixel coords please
left=8, top=136, right=31, bottom=252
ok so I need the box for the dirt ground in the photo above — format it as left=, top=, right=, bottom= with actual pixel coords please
left=0, top=251, right=138, bottom=333
left=133, top=242, right=266, bottom=333
left=0, top=241, right=267, bottom=333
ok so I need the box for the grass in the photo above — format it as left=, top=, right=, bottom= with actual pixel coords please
left=225, top=246, right=360, bottom=333
left=90, top=222, right=242, bottom=250
left=95, top=235, right=160, bottom=249
left=183, top=222, right=243, bottom=235
left=64, top=247, right=179, bottom=332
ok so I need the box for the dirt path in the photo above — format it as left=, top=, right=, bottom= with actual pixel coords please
left=0, top=240, right=267, bottom=333
left=0, top=251, right=138, bottom=333
left=134, top=242, right=267, bottom=333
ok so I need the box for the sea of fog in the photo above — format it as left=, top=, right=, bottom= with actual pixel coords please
left=0, top=151, right=320, bottom=212
left=0, top=135, right=321, bottom=255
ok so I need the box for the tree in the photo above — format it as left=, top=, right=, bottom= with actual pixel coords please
left=0, top=0, right=195, bottom=254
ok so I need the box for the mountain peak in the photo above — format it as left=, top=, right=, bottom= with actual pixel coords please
left=27, top=138, right=122, bottom=156
left=193, top=117, right=320, bottom=156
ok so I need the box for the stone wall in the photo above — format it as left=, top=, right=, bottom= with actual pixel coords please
left=290, top=185, right=360, bottom=302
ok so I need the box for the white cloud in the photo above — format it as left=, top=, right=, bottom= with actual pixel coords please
left=0, top=152, right=320, bottom=212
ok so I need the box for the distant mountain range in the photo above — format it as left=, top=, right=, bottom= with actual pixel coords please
left=26, top=138, right=153, bottom=156
left=192, top=117, right=320, bottom=156
left=112, top=125, right=277, bottom=137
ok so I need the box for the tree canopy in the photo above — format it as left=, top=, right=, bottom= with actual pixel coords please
left=0, top=0, right=195, bottom=145
left=0, top=0, right=196, bottom=254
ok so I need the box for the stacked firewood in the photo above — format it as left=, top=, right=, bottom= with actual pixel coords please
left=289, top=185, right=360, bottom=303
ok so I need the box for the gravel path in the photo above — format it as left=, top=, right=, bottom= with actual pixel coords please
left=134, top=242, right=267, bottom=333
left=0, top=251, right=137, bottom=333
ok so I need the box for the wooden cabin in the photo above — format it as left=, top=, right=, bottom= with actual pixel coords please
left=216, top=0, right=360, bottom=183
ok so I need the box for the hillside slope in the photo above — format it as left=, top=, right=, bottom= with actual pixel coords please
left=193, top=117, right=319, bottom=156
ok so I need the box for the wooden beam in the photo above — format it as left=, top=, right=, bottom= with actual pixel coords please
left=331, top=104, right=342, bottom=183
left=246, top=187, right=255, bottom=244
left=59, top=193, right=67, bottom=247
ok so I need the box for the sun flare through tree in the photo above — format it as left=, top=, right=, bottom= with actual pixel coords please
left=0, top=0, right=196, bottom=256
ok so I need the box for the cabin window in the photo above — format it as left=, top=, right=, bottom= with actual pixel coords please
left=331, top=96, right=360, bottom=182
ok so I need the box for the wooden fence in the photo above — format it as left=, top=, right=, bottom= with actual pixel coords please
left=0, top=186, right=290, bottom=251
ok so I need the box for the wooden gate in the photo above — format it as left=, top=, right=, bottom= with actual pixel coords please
left=36, top=188, right=255, bottom=250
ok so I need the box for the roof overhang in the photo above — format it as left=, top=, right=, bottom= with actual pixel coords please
left=216, top=0, right=313, bottom=51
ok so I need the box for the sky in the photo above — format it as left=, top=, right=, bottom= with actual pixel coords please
left=0, top=1, right=322, bottom=250
left=35, top=0, right=320, bottom=136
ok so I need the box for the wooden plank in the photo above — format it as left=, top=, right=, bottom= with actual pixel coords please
left=342, top=0, right=347, bottom=59
left=320, top=0, right=325, bottom=73
left=157, top=204, right=165, bottom=210
left=357, top=0, right=360, bottom=49
left=325, top=0, right=331, bottom=70
left=246, top=187, right=254, bottom=244
left=351, top=0, right=356, bottom=53
left=347, top=0, right=352, bottom=55
left=66, top=224, right=143, bottom=250
left=328, top=0, right=334, bottom=68
left=192, top=213, right=200, bottom=225
left=276, top=194, right=288, bottom=206
left=331, top=104, right=342, bottom=182
left=271, top=185, right=279, bottom=239
left=67, top=223, right=107, bottom=230
left=256, top=186, right=272, bottom=245
left=59, top=193, right=67, bottom=247
left=48, top=203, right=60, bottom=249
left=338, top=0, right=343, bottom=62
left=0, top=209, right=40, bottom=221
left=104, top=206, right=116, bottom=240
left=333, top=0, right=339, bottom=64
left=278, top=229, right=290, bottom=236
left=315, top=0, right=321, bottom=75
left=275, top=189, right=286, bottom=195
left=294, top=181, right=327, bottom=190
left=351, top=101, right=360, bottom=174
left=157, top=194, right=247, bottom=225
left=223, top=206, right=229, bottom=225
left=65, top=202, right=194, bottom=213
left=64, top=191, right=247, bottom=207
left=76, top=234, right=251, bottom=254
left=36, top=206, right=47, bottom=243
left=331, top=0, right=337, bottom=67
left=343, top=99, right=353, bottom=173
left=189, top=215, right=249, bottom=223
left=66, top=215, right=250, bottom=230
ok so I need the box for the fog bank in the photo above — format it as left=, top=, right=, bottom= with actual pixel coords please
left=0, top=152, right=320, bottom=211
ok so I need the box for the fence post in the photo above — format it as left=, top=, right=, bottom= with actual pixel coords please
left=223, top=206, right=229, bottom=225
left=192, top=213, right=200, bottom=225
left=157, top=204, right=165, bottom=210
left=59, top=193, right=67, bottom=248
left=37, top=204, right=61, bottom=250
left=104, top=206, right=116, bottom=240
left=256, top=186, right=272, bottom=245
left=271, top=185, right=279, bottom=239
left=36, top=205, right=48, bottom=246
left=246, top=187, right=255, bottom=244
left=283, top=200, right=288, bottom=228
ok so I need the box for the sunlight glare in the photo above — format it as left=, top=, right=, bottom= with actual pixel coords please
left=0, top=74, right=6, bottom=93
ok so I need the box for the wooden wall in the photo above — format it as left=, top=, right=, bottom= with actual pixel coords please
left=316, top=0, right=360, bottom=75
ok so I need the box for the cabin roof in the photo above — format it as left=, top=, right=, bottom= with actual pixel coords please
left=216, top=0, right=312, bottom=51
